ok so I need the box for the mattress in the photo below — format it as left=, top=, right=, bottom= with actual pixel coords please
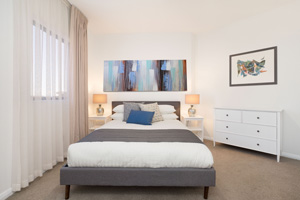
left=67, top=120, right=214, bottom=168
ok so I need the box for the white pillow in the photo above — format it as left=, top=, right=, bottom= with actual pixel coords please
left=113, top=105, right=124, bottom=113
left=159, top=105, right=176, bottom=114
left=162, top=113, right=179, bottom=120
left=111, top=113, right=124, bottom=120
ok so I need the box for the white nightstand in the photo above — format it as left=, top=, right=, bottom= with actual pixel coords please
left=89, top=114, right=111, bottom=132
left=181, top=114, right=204, bottom=141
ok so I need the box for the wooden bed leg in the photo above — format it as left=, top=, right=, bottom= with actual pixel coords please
left=65, top=185, right=70, bottom=199
left=204, top=186, right=209, bottom=199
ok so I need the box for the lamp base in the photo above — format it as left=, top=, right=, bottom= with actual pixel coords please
left=96, top=104, right=104, bottom=116
left=188, top=105, right=196, bottom=117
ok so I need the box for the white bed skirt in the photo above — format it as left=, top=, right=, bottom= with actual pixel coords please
left=68, top=141, right=214, bottom=168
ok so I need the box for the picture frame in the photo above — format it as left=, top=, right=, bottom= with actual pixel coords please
left=229, top=47, right=277, bottom=87
left=103, top=60, right=187, bottom=92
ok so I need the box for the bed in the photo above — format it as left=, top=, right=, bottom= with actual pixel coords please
left=60, top=101, right=216, bottom=199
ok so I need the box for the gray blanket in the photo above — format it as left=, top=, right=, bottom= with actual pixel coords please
left=79, top=129, right=203, bottom=144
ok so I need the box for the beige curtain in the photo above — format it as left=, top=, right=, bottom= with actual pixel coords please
left=69, top=5, right=89, bottom=143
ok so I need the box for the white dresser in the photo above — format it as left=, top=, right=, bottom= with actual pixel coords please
left=213, top=108, right=282, bottom=162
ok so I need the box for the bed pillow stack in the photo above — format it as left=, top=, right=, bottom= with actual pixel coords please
left=111, top=105, right=124, bottom=120
left=159, top=105, right=178, bottom=120
left=111, top=103, right=178, bottom=122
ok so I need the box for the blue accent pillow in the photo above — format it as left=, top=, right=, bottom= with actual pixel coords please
left=126, top=110, right=155, bottom=125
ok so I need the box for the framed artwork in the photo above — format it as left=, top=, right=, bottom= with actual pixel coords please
left=230, top=47, right=277, bottom=86
left=103, top=60, right=187, bottom=92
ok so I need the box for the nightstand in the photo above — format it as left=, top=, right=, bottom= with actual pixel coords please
left=181, top=114, right=204, bottom=141
left=89, top=114, right=111, bottom=132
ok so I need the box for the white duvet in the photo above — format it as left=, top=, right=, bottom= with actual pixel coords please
left=68, top=120, right=214, bottom=168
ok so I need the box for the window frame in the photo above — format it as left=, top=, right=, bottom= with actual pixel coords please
left=32, top=20, right=68, bottom=101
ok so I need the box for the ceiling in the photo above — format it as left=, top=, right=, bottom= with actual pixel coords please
left=69, top=0, right=296, bottom=34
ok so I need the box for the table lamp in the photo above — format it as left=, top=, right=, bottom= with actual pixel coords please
left=93, top=94, right=107, bottom=116
left=185, top=94, right=200, bottom=117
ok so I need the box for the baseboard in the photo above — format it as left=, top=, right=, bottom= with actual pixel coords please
left=0, top=188, right=13, bottom=200
left=204, top=136, right=213, bottom=141
left=281, top=152, right=300, bottom=160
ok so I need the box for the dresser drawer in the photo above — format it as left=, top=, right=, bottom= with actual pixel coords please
left=242, top=111, right=277, bottom=126
left=237, top=135, right=277, bottom=155
left=215, top=132, right=277, bottom=154
left=215, top=121, right=243, bottom=134
left=215, top=109, right=241, bottom=122
left=214, top=132, right=235, bottom=145
left=242, top=124, right=277, bottom=140
left=215, top=121, right=277, bottom=140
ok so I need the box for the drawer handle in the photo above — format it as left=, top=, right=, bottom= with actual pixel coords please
left=226, top=114, right=229, bottom=117
left=226, top=126, right=228, bottom=128
left=226, top=137, right=229, bottom=140
left=257, top=130, right=260, bottom=133
left=257, top=117, right=260, bottom=119
left=257, top=143, right=260, bottom=146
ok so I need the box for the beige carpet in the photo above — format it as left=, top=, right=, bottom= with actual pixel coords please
left=7, top=141, right=300, bottom=200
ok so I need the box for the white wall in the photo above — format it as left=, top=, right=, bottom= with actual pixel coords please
left=0, top=0, right=13, bottom=198
left=88, top=32, right=197, bottom=115
left=195, top=1, right=300, bottom=158
left=88, top=2, right=300, bottom=159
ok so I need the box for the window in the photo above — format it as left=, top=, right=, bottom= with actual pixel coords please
left=32, top=21, right=68, bottom=100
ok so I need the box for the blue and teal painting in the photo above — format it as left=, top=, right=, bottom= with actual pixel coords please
left=237, top=58, right=266, bottom=77
left=103, top=60, right=187, bottom=92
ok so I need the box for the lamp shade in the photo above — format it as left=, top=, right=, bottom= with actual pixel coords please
left=185, top=94, right=200, bottom=104
left=93, top=94, right=107, bottom=104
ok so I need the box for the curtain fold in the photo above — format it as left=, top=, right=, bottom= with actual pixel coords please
left=69, top=6, right=89, bottom=143
left=12, top=0, right=70, bottom=191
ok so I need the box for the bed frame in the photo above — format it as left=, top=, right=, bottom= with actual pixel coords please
left=60, top=101, right=216, bottom=199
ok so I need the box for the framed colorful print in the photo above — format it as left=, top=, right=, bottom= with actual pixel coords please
left=230, top=47, right=277, bottom=87
left=103, top=60, right=187, bottom=92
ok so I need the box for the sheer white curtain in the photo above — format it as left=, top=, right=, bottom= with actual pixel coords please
left=12, top=0, right=70, bottom=191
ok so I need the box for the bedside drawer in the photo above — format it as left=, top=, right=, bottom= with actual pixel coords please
left=215, top=109, right=241, bottom=122
left=215, top=121, right=277, bottom=140
left=215, top=132, right=276, bottom=154
left=243, top=111, right=277, bottom=126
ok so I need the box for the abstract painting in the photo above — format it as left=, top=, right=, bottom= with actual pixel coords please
left=103, top=60, right=187, bottom=92
left=230, top=47, right=277, bottom=86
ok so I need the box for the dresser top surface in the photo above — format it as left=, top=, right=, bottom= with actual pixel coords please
left=214, top=107, right=283, bottom=112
